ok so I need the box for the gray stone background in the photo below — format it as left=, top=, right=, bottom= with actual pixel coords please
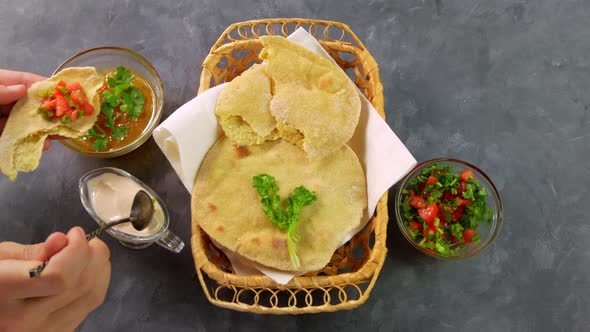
left=1, top=0, right=588, bottom=331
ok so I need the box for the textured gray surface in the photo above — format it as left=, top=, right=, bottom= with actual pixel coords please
left=0, top=0, right=588, bottom=331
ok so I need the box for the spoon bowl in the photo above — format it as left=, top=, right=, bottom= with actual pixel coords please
left=129, top=190, right=154, bottom=231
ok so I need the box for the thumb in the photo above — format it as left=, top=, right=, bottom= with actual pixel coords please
left=0, top=232, right=68, bottom=261
left=0, top=84, right=27, bottom=105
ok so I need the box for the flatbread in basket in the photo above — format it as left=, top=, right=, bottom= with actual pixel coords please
left=192, top=136, right=367, bottom=273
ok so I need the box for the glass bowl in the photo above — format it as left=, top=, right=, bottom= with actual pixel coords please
left=79, top=167, right=184, bottom=253
left=394, top=158, right=503, bottom=259
left=54, top=46, right=164, bottom=158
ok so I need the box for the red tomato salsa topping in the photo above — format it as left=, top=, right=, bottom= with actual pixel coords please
left=400, top=164, right=493, bottom=256
left=37, top=80, right=94, bottom=124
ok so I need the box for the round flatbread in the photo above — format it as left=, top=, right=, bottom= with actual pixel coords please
left=192, top=136, right=367, bottom=272
left=260, top=36, right=361, bottom=158
left=0, top=67, right=103, bottom=180
left=215, top=64, right=278, bottom=146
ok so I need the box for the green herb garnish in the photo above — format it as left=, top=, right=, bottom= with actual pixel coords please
left=85, top=127, right=108, bottom=151
left=106, top=66, right=133, bottom=89
left=120, top=86, right=145, bottom=119
left=252, top=174, right=317, bottom=268
left=86, top=66, right=143, bottom=151
left=111, top=126, right=129, bottom=140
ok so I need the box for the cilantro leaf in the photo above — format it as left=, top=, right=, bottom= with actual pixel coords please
left=111, top=126, right=129, bottom=140
left=252, top=174, right=317, bottom=269
left=102, top=90, right=120, bottom=108
left=84, top=126, right=109, bottom=151
left=85, top=127, right=104, bottom=140
left=100, top=104, right=118, bottom=129
left=106, top=66, right=133, bottom=89
left=92, top=138, right=108, bottom=151
left=120, top=87, right=145, bottom=119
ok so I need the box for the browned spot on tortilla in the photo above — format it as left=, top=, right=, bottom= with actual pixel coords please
left=271, top=238, right=287, bottom=249
left=208, top=203, right=217, bottom=212
left=269, top=76, right=276, bottom=96
left=319, top=75, right=334, bottom=90
left=251, top=237, right=261, bottom=246
left=216, top=225, right=224, bottom=232
left=235, top=146, right=251, bottom=159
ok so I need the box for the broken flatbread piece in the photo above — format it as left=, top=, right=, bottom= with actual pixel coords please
left=0, top=67, right=103, bottom=180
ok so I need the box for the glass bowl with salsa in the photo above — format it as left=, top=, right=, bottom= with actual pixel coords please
left=54, top=47, right=164, bottom=158
left=394, top=158, right=503, bottom=259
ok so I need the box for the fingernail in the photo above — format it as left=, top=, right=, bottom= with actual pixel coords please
left=74, top=226, right=85, bottom=237
left=6, top=84, right=26, bottom=93
left=67, top=227, right=84, bottom=237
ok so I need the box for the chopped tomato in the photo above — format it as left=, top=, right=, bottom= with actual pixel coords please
left=55, top=95, right=70, bottom=117
left=418, top=203, right=438, bottom=225
left=423, top=227, right=436, bottom=238
left=410, top=196, right=426, bottom=209
left=66, top=82, right=81, bottom=91
left=54, top=81, right=67, bottom=96
left=70, top=91, right=84, bottom=106
left=451, top=236, right=460, bottom=243
left=451, top=205, right=465, bottom=222
left=82, top=101, right=95, bottom=115
left=441, top=190, right=455, bottom=202
left=407, top=190, right=416, bottom=197
left=41, top=99, right=57, bottom=110
left=459, top=198, right=473, bottom=206
left=458, top=181, right=467, bottom=194
left=37, top=81, right=91, bottom=122
left=409, top=221, right=421, bottom=232
left=425, top=176, right=438, bottom=186
left=460, top=170, right=475, bottom=182
left=419, top=176, right=438, bottom=192
left=463, top=229, right=477, bottom=243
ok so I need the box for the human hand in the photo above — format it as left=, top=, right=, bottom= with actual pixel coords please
left=0, top=227, right=111, bottom=332
left=0, top=69, right=54, bottom=150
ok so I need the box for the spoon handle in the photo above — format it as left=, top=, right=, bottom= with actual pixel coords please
left=29, top=217, right=134, bottom=278
left=85, top=218, right=132, bottom=241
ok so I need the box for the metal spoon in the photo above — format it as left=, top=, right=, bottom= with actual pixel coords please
left=29, top=190, right=154, bottom=278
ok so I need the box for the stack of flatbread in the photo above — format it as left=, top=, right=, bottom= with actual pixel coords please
left=192, top=36, right=368, bottom=275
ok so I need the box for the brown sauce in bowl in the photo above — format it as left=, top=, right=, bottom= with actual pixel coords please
left=70, top=68, right=154, bottom=152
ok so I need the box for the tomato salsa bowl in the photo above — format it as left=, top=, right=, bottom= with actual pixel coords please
left=54, top=47, right=164, bottom=158
left=394, top=158, right=503, bottom=259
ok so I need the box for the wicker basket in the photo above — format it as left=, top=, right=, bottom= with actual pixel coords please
left=192, top=18, right=387, bottom=314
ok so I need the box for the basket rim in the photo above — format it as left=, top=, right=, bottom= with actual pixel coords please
left=192, top=18, right=388, bottom=313
left=209, top=18, right=368, bottom=54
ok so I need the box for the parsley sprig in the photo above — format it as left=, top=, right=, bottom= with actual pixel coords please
left=252, top=174, right=317, bottom=269
left=85, top=67, right=146, bottom=151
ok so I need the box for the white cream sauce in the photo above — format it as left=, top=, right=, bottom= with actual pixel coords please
left=87, top=173, right=164, bottom=237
